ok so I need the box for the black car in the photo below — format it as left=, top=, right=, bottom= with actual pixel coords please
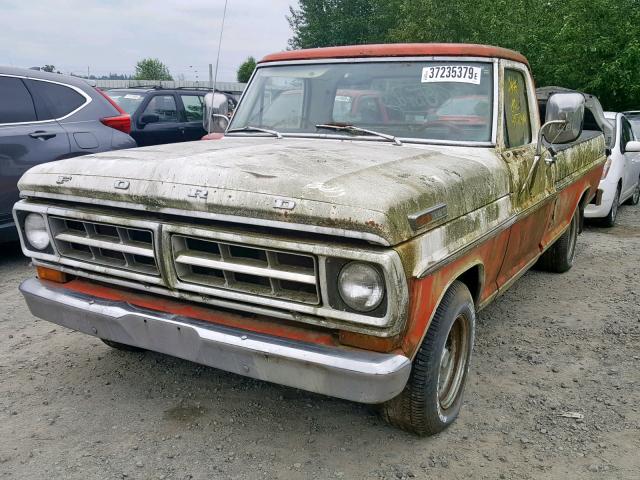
left=106, top=87, right=237, bottom=147
left=0, top=67, right=136, bottom=243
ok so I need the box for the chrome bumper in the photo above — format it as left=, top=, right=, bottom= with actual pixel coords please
left=19, top=278, right=411, bottom=404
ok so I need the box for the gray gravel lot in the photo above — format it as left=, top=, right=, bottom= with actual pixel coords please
left=1, top=205, right=639, bottom=480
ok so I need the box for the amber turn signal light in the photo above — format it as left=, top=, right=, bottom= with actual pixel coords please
left=339, top=330, right=400, bottom=353
left=36, top=266, right=69, bottom=283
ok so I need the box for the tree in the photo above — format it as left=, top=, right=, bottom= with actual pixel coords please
left=42, top=64, right=57, bottom=73
left=134, top=58, right=173, bottom=81
left=286, top=0, right=640, bottom=111
left=237, top=57, right=257, bottom=83
left=288, top=0, right=398, bottom=49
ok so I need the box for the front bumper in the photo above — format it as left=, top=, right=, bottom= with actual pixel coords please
left=19, top=278, right=411, bottom=404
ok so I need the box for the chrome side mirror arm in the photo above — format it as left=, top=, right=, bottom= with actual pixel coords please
left=520, top=120, right=567, bottom=194
left=535, top=120, right=567, bottom=165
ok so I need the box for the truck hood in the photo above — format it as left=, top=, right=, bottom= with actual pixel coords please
left=18, top=137, right=510, bottom=245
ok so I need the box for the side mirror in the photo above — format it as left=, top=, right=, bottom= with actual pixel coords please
left=203, top=92, right=230, bottom=133
left=140, top=114, right=159, bottom=126
left=534, top=92, right=585, bottom=165
left=625, top=140, right=640, bottom=153
left=543, top=92, right=585, bottom=144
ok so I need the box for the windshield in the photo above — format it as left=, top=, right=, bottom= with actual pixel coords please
left=229, top=61, right=495, bottom=143
left=106, top=90, right=146, bottom=115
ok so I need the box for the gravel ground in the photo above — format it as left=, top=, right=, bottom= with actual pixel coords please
left=1, top=204, right=639, bottom=480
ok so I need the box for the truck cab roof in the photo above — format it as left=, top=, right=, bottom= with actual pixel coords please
left=260, top=43, right=529, bottom=66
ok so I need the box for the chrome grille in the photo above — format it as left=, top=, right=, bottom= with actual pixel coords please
left=171, top=235, right=319, bottom=305
left=49, top=216, right=158, bottom=276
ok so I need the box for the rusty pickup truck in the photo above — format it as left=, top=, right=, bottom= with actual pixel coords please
left=14, top=44, right=605, bottom=435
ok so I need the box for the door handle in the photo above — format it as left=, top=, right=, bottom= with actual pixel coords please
left=29, top=131, right=57, bottom=140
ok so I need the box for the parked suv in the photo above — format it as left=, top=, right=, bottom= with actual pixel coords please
left=106, top=87, right=237, bottom=147
left=0, top=66, right=135, bottom=243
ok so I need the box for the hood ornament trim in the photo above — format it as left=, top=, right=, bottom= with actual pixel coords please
left=56, top=175, right=72, bottom=185
left=274, top=198, right=296, bottom=210
left=114, top=180, right=130, bottom=190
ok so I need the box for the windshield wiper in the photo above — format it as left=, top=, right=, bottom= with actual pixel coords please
left=227, top=126, right=283, bottom=139
left=315, top=123, right=402, bottom=146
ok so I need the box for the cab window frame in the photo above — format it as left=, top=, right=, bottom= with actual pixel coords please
left=502, top=66, right=534, bottom=150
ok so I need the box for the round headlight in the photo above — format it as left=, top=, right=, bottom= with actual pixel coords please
left=24, top=213, right=50, bottom=250
left=338, top=262, right=385, bottom=312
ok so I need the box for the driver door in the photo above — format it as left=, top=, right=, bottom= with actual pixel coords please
left=497, top=65, right=555, bottom=288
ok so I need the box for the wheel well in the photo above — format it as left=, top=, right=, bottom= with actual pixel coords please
left=456, top=265, right=482, bottom=306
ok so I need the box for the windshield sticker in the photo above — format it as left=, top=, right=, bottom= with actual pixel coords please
left=124, top=94, right=142, bottom=99
left=421, top=66, right=482, bottom=85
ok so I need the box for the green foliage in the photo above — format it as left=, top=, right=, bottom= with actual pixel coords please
left=287, top=0, right=398, bottom=49
left=134, top=58, right=173, bottom=81
left=237, top=56, right=257, bottom=83
left=42, top=65, right=56, bottom=73
left=288, top=0, right=640, bottom=110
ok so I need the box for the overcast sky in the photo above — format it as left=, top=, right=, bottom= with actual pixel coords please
left=0, top=0, right=294, bottom=82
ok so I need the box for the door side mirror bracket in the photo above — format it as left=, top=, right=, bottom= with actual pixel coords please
left=535, top=120, right=567, bottom=165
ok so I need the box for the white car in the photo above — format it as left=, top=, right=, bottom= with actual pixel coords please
left=585, top=112, right=640, bottom=226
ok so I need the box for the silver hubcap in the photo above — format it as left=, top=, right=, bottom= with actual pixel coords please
left=633, top=183, right=640, bottom=203
left=438, top=314, right=470, bottom=411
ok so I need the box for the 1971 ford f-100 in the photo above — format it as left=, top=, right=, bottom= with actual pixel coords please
left=14, top=44, right=605, bottom=435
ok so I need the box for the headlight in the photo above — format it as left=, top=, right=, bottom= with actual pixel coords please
left=24, top=213, right=50, bottom=250
left=338, top=262, right=385, bottom=312
left=602, top=157, right=612, bottom=179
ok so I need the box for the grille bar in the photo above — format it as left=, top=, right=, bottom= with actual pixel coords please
left=175, top=251, right=317, bottom=284
left=171, top=234, right=320, bottom=305
left=49, top=216, right=158, bottom=277
left=55, top=232, right=155, bottom=258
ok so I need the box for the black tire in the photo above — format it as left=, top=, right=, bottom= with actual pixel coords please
left=536, top=207, right=579, bottom=273
left=625, top=178, right=640, bottom=206
left=381, top=281, right=475, bottom=436
left=101, top=339, right=145, bottom=352
left=602, top=186, right=620, bottom=228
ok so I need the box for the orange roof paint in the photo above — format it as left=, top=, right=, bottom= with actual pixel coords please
left=260, top=43, right=529, bottom=67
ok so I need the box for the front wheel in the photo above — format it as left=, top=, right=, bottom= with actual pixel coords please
left=381, top=281, right=475, bottom=436
left=536, top=207, right=579, bottom=273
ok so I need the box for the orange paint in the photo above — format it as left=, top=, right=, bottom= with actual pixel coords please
left=541, top=165, right=603, bottom=249
left=402, top=228, right=510, bottom=357
left=58, top=279, right=338, bottom=347
left=261, top=43, right=529, bottom=67
left=201, top=133, right=224, bottom=141
left=401, top=162, right=602, bottom=358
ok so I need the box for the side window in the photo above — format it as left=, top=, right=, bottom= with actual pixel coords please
left=180, top=95, right=204, bottom=122
left=0, top=76, right=37, bottom=123
left=621, top=119, right=633, bottom=152
left=503, top=69, right=532, bottom=149
left=143, top=95, right=178, bottom=123
left=26, top=79, right=86, bottom=119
